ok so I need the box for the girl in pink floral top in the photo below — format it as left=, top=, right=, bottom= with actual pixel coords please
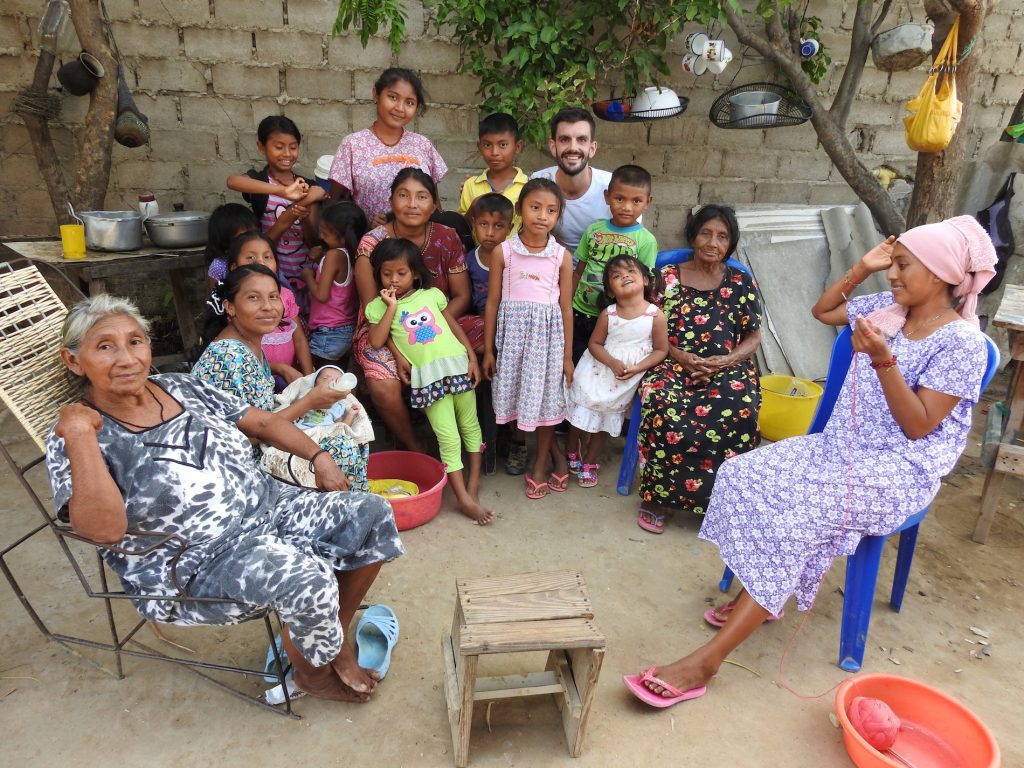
left=328, top=68, right=447, bottom=228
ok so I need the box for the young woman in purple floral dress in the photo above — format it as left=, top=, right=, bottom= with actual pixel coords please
left=625, top=216, right=997, bottom=708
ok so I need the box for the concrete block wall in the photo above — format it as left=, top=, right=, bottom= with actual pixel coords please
left=1, top=0, right=1022, bottom=246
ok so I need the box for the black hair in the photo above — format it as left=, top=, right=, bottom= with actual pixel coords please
left=685, top=204, right=740, bottom=259
left=517, top=177, right=565, bottom=219
left=226, top=230, right=277, bottom=269
left=257, top=115, right=301, bottom=145
left=548, top=107, right=596, bottom=140
left=602, top=254, right=662, bottom=304
left=205, top=203, right=258, bottom=265
left=609, top=164, right=653, bottom=194
left=217, top=263, right=280, bottom=305
left=469, top=193, right=514, bottom=221
left=370, top=238, right=433, bottom=291
left=390, top=167, right=440, bottom=207
left=319, top=201, right=369, bottom=257
left=479, top=112, right=520, bottom=140
left=373, top=67, right=428, bottom=115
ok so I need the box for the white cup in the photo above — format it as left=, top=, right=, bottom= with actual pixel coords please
left=704, top=39, right=730, bottom=61
left=682, top=53, right=708, bottom=76
left=706, top=57, right=729, bottom=75
left=685, top=32, right=709, bottom=55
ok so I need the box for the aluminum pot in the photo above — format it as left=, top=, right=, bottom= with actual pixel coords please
left=79, top=210, right=143, bottom=251
left=145, top=210, right=210, bottom=248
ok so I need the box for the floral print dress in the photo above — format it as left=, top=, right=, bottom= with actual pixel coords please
left=637, top=264, right=762, bottom=513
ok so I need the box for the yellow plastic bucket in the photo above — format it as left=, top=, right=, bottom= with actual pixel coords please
left=758, top=375, right=823, bottom=442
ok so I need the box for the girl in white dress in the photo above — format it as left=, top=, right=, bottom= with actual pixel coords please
left=566, top=255, right=669, bottom=487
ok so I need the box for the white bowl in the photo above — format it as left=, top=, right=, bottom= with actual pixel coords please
left=632, top=86, right=681, bottom=114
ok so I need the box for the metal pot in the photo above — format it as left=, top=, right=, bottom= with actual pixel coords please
left=79, top=210, right=143, bottom=251
left=144, top=210, right=210, bottom=248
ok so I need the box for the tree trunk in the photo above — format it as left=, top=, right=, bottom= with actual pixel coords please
left=68, top=0, right=118, bottom=212
left=906, top=1, right=993, bottom=227
left=22, top=51, right=73, bottom=225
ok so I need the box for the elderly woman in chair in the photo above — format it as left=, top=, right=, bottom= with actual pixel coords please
left=46, top=294, right=404, bottom=704
left=624, top=216, right=996, bottom=708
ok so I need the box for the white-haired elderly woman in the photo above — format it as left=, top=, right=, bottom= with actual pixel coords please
left=47, top=295, right=404, bottom=703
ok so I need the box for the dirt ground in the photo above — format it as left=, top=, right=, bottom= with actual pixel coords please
left=1, top=378, right=1021, bottom=768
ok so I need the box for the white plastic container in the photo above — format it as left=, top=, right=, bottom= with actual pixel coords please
left=138, top=193, right=159, bottom=222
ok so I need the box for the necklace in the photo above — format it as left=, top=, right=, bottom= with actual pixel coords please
left=904, top=308, right=952, bottom=338
left=84, top=384, right=166, bottom=431
left=370, top=121, right=403, bottom=147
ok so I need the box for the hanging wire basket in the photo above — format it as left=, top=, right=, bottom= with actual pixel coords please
left=593, top=94, right=689, bottom=123
left=709, top=82, right=811, bottom=129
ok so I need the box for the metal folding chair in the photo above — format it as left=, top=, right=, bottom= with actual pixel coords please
left=0, top=258, right=297, bottom=717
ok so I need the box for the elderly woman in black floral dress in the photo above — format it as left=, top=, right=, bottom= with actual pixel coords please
left=635, top=205, right=763, bottom=534
left=46, top=295, right=404, bottom=703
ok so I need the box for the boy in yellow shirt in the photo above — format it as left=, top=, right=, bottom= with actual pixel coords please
left=458, top=113, right=528, bottom=231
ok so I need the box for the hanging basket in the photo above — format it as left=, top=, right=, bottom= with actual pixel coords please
left=709, top=82, right=811, bottom=129
left=593, top=93, right=689, bottom=123
left=871, top=23, right=933, bottom=72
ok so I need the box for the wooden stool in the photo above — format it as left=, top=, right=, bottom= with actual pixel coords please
left=441, top=569, right=605, bottom=767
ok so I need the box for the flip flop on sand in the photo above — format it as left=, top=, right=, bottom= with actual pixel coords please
left=525, top=475, right=550, bottom=500
left=637, top=507, right=666, bottom=534
left=548, top=472, right=569, bottom=492
left=623, top=667, right=707, bottom=709
left=703, top=602, right=784, bottom=628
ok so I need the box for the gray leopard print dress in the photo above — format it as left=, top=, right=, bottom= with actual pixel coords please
left=45, top=374, right=404, bottom=667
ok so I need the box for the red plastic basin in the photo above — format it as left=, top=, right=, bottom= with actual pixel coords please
left=367, top=450, right=447, bottom=531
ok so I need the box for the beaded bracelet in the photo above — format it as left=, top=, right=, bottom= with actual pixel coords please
left=870, top=355, right=898, bottom=370
left=308, top=448, right=329, bottom=472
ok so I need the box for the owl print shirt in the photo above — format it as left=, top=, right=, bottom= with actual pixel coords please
left=365, top=287, right=470, bottom=397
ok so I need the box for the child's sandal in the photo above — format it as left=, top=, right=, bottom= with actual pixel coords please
left=577, top=463, right=600, bottom=488
left=566, top=451, right=583, bottom=475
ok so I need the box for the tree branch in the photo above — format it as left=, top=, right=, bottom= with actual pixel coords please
left=871, top=0, right=894, bottom=35
left=831, top=0, right=882, bottom=130
left=22, top=51, right=73, bottom=224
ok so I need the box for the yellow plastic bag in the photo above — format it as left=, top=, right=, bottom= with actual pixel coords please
left=904, top=17, right=962, bottom=153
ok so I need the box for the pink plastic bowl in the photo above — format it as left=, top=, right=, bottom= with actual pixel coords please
left=367, top=451, right=447, bottom=531
left=835, top=674, right=1000, bottom=768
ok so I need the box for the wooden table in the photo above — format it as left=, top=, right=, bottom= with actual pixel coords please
left=0, top=239, right=205, bottom=357
left=975, top=283, right=1024, bottom=543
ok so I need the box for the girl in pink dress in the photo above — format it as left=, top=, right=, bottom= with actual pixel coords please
left=483, top=178, right=575, bottom=500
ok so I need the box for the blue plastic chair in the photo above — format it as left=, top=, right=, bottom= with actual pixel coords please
left=616, top=248, right=752, bottom=496
left=718, top=325, right=1001, bottom=671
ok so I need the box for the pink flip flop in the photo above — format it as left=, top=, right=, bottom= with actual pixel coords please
left=623, top=666, right=707, bottom=709
left=637, top=507, right=666, bottom=534
left=703, top=603, right=784, bottom=628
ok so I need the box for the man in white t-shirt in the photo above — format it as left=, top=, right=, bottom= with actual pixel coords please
left=531, top=108, right=611, bottom=255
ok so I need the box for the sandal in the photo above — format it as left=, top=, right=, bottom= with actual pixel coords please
left=703, top=602, right=785, bottom=628
left=567, top=451, right=583, bottom=475
left=548, top=472, right=569, bottom=492
left=637, top=506, right=666, bottom=534
left=577, top=463, right=599, bottom=488
left=525, top=475, right=550, bottom=500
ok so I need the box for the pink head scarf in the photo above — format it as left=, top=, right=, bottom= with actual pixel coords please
left=867, top=215, right=998, bottom=335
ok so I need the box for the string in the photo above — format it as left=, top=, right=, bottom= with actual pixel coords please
left=773, top=335, right=862, bottom=700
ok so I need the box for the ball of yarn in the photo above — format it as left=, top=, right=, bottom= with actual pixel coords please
left=848, top=696, right=901, bottom=751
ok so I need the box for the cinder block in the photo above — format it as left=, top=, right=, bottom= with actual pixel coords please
left=212, top=63, right=281, bottom=98
left=808, top=182, right=857, bottom=205
left=286, top=67, right=347, bottom=100
left=885, top=70, right=929, bottom=101
left=990, top=73, right=1023, bottom=104
left=653, top=205, right=694, bottom=243
left=327, top=34, right=394, bottom=70
left=279, top=100, right=348, bottom=134
left=653, top=180, right=701, bottom=207
left=255, top=29, right=324, bottom=67
left=645, top=115, right=710, bottom=147
left=980, top=42, right=1022, bottom=75
left=179, top=94, right=256, bottom=130
left=0, top=52, right=38, bottom=89
left=0, top=15, right=27, bottom=52
left=813, top=1, right=847, bottom=30
left=352, top=70, right=384, bottom=100
left=131, top=92, right=182, bottom=129
left=184, top=27, right=254, bottom=63
left=764, top=122, right=819, bottom=151
left=110, top=21, right=180, bottom=58
left=287, top=0, right=340, bottom=33
left=848, top=66, right=890, bottom=99
left=96, top=0, right=136, bottom=21
left=146, top=129, right=219, bottom=160
left=415, top=107, right=476, bottom=139
left=136, top=58, right=209, bottom=93
left=420, top=73, right=480, bottom=105
left=183, top=159, right=240, bottom=194
left=396, top=39, right=461, bottom=73
left=433, top=139, right=478, bottom=171
left=6, top=216, right=55, bottom=238
left=664, top=147, right=723, bottom=178
left=138, top=0, right=210, bottom=26
left=754, top=181, right=812, bottom=204
left=778, top=152, right=830, bottom=181
left=723, top=149, right=779, bottom=179
left=218, top=0, right=284, bottom=29
left=871, top=125, right=916, bottom=157
left=699, top=179, right=756, bottom=204
left=707, top=125, right=768, bottom=150
left=0, top=123, right=32, bottom=154
left=0, top=151, right=42, bottom=181
left=114, top=159, right=187, bottom=189
left=819, top=31, right=852, bottom=65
